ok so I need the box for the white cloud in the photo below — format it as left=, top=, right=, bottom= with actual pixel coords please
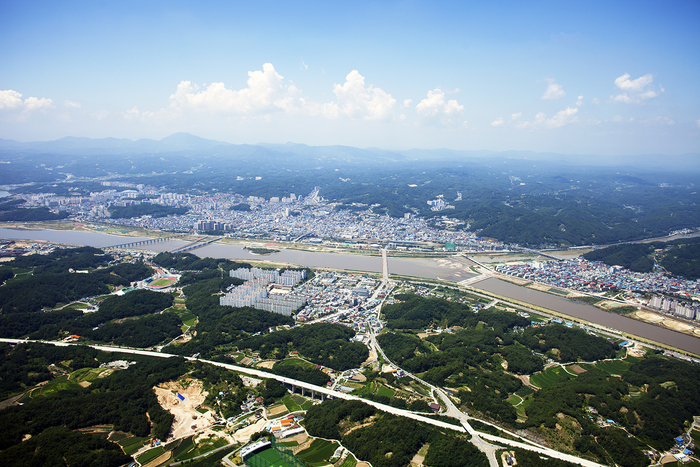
left=312, top=70, right=396, bottom=120
left=415, top=88, right=464, bottom=126
left=696, top=119, right=700, bottom=128
left=542, top=79, right=565, bottom=100
left=0, top=90, right=25, bottom=109
left=301, top=60, right=308, bottom=70
left=615, top=73, right=653, bottom=92
left=169, top=63, right=299, bottom=115
left=642, top=116, right=675, bottom=125
left=0, top=89, right=53, bottom=112
left=576, top=95, right=583, bottom=106
left=511, top=112, right=522, bottom=120
left=64, top=100, right=81, bottom=108
left=612, top=73, right=661, bottom=103
left=592, top=97, right=600, bottom=105
left=403, top=99, right=412, bottom=108
left=491, top=117, right=504, bottom=127
left=517, top=107, right=579, bottom=129
left=612, top=115, right=624, bottom=122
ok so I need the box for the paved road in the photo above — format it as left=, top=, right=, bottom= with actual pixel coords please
left=0, top=338, right=606, bottom=467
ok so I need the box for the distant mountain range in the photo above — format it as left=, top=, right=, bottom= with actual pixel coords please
left=0, top=132, right=697, bottom=170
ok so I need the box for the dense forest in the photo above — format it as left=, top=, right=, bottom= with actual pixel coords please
left=583, top=237, right=700, bottom=279
left=0, top=426, right=130, bottom=467
left=0, top=344, right=189, bottom=451
left=303, top=399, right=488, bottom=467
left=379, top=295, right=621, bottom=426
left=0, top=248, right=158, bottom=343
left=382, top=293, right=528, bottom=330
left=240, top=323, right=368, bottom=370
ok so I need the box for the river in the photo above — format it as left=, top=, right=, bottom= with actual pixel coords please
left=1, top=227, right=699, bottom=354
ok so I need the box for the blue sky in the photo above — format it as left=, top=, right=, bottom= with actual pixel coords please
left=1, top=0, right=699, bottom=155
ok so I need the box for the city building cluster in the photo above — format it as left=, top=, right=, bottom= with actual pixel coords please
left=494, top=258, right=700, bottom=316
left=17, top=182, right=487, bottom=247
left=648, top=295, right=700, bottom=321
left=220, top=268, right=308, bottom=316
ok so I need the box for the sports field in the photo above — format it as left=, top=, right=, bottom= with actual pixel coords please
left=148, top=276, right=178, bottom=288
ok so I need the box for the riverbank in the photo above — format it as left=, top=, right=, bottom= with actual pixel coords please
left=1, top=224, right=699, bottom=355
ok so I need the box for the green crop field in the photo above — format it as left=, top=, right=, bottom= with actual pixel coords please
left=40, top=375, right=81, bottom=396
left=302, top=400, right=315, bottom=410
left=351, top=381, right=374, bottom=396
left=172, top=436, right=195, bottom=460
left=340, top=455, right=358, bottom=467
left=595, top=360, right=630, bottom=376
left=297, top=439, right=338, bottom=466
left=136, top=446, right=164, bottom=464
left=291, top=394, right=307, bottom=406
left=119, top=436, right=148, bottom=455
left=283, top=394, right=302, bottom=412
left=529, top=366, right=573, bottom=388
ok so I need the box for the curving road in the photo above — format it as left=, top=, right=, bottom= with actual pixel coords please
left=1, top=338, right=606, bottom=466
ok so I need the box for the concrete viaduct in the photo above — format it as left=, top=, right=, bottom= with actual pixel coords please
left=0, top=339, right=605, bottom=467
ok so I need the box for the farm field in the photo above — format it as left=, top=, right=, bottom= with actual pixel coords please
left=296, top=439, right=339, bottom=466
left=119, top=436, right=148, bottom=456
left=282, top=394, right=302, bottom=412
left=529, top=365, right=573, bottom=388
left=594, top=360, right=630, bottom=376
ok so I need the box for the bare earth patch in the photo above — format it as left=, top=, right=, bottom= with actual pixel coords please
left=230, top=419, right=268, bottom=444
left=633, top=310, right=665, bottom=323
left=267, top=404, right=289, bottom=417
left=154, top=379, right=215, bottom=439
left=256, top=360, right=276, bottom=369
left=410, top=443, right=429, bottom=466
left=569, top=365, right=586, bottom=375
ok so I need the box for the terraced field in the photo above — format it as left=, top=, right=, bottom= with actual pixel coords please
left=529, top=366, right=573, bottom=388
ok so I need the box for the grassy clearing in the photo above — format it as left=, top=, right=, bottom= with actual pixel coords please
left=180, top=312, right=196, bottom=327
left=296, top=439, right=338, bottom=466
left=547, top=288, right=568, bottom=295
left=375, top=385, right=395, bottom=398
left=595, top=360, right=630, bottom=376
left=507, top=394, right=523, bottom=406
left=529, top=366, right=573, bottom=389
left=275, top=358, right=315, bottom=369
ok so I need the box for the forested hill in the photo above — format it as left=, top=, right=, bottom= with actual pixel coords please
left=583, top=237, right=700, bottom=279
